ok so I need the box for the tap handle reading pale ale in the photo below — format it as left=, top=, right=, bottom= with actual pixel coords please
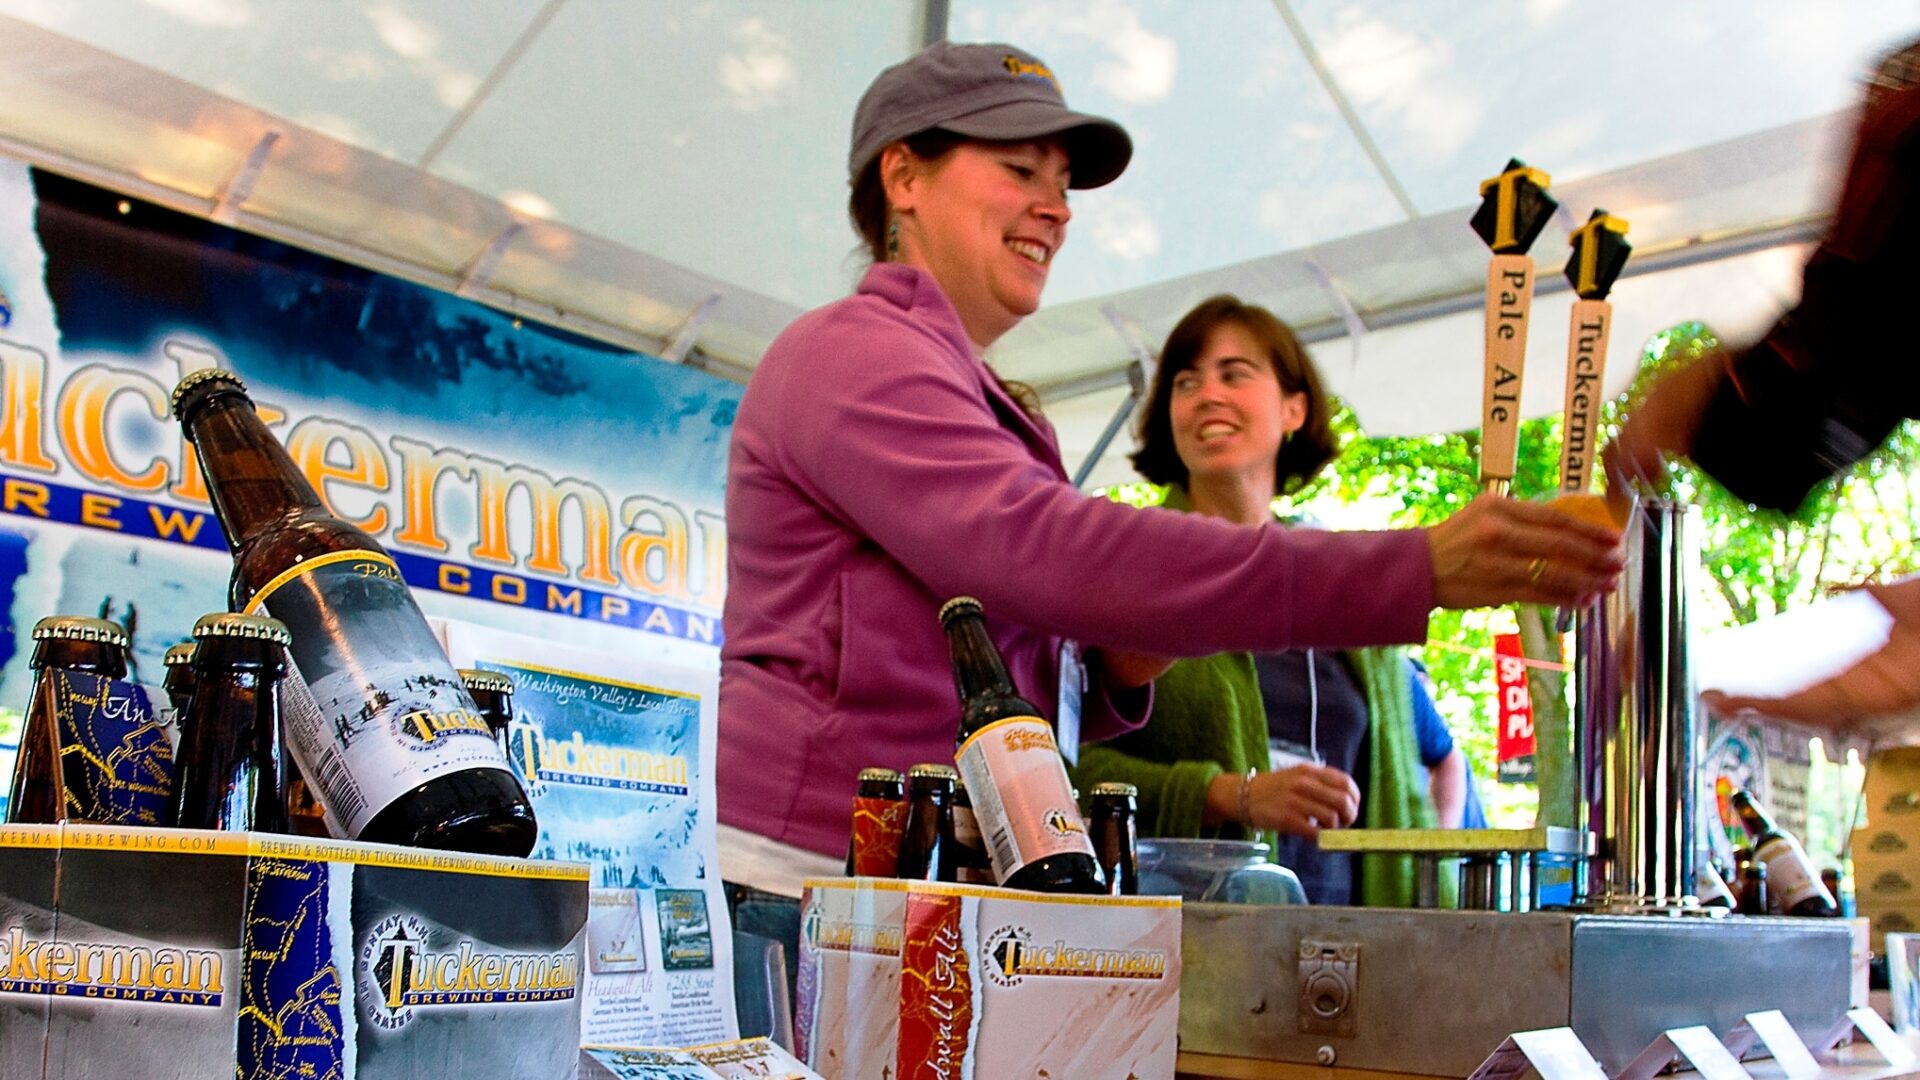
left=173, top=369, right=535, bottom=855
left=941, top=598, right=1101, bottom=894
left=895, top=764, right=957, bottom=882
left=4, top=617, right=129, bottom=823
left=1731, top=789, right=1838, bottom=916
left=167, top=613, right=293, bottom=833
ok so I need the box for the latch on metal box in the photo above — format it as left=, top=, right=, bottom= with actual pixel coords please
left=1297, top=939, right=1359, bottom=1036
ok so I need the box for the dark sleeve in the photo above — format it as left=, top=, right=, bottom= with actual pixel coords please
left=1690, top=85, right=1920, bottom=512
left=1408, top=668, right=1455, bottom=767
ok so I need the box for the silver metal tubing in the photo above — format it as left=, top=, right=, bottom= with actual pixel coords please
left=1415, top=855, right=1441, bottom=909
left=1573, top=499, right=1698, bottom=909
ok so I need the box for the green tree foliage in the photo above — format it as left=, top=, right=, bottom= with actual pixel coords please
left=1099, top=321, right=1919, bottom=830
left=1320, top=321, right=1920, bottom=824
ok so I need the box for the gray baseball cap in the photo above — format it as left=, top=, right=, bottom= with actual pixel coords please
left=849, top=42, right=1133, bottom=190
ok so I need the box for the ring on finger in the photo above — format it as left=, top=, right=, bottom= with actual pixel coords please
left=1527, top=556, right=1549, bottom=585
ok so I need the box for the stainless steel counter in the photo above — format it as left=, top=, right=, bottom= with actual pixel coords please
left=1179, top=903, right=1855, bottom=1077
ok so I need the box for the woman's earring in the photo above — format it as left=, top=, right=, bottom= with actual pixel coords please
left=886, top=219, right=901, bottom=261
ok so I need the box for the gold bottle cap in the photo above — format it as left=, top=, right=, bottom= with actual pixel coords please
left=192, top=612, right=292, bottom=646
left=937, top=596, right=983, bottom=625
left=170, top=367, right=246, bottom=420
left=458, top=668, right=515, bottom=695
left=31, top=616, right=129, bottom=648
left=163, top=642, right=196, bottom=667
left=1090, top=782, right=1138, bottom=798
left=907, top=763, right=958, bottom=782
left=856, top=767, right=904, bottom=784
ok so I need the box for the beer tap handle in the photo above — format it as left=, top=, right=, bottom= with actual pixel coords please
left=1472, top=159, right=1558, bottom=494
left=1558, top=209, right=1632, bottom=494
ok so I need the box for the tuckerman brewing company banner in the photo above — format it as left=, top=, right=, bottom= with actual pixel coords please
left=0, top=157, right=743, bottom=1055
left=0, top=161, right=737, bottom=721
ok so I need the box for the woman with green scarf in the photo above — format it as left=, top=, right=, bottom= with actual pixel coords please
left=1075, top=295, right=1467, bottom=906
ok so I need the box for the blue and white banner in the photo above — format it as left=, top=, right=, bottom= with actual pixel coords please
left=0, top=162, right=738, bottom=732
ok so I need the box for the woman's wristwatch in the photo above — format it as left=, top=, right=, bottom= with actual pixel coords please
left=1237, top=768, right=1256, bottom=826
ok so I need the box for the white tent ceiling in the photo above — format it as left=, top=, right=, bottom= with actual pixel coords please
left=0, top=1, right=1913, bottom=489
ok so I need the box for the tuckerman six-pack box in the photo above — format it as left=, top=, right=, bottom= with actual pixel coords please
left=0, top=823, right=589, bottom=1079
left=796, top=878, right=1181, bottom=1080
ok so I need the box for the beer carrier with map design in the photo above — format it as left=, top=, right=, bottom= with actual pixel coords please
left=172, top=369, right=536, bottom=855
left=3, top=616, right=130, bottom=823
left=167, top=612, right=294, bottom=833
left=940, top=597, right=1101, bottom=894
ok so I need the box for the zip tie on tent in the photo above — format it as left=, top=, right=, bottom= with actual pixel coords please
left=1421, top=638, right=1571, bottom=672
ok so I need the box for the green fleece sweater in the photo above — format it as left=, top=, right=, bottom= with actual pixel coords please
left=1071, top=493, right=1445, bottom=907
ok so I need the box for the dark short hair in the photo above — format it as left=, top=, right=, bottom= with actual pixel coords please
left=1130, top=294, right=1338, bottom=495
left=846, top=129, right=1045, bottom=419
left=847, top=128, right=968, bottom=264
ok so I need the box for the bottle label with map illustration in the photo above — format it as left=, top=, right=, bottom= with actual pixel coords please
left=50, top=672, right=173, bottom=825
left=245, top=550, right=515, bottom=837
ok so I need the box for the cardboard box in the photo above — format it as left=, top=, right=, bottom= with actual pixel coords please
left=1853, top=747, right=1920, bottom=954
left=794, top=879, right=907, bottom=1079
left=796, top=877, right=1181, bottom=1080
left=1891, top=932, right=1920, bottom=1035
left=1, top=824, right=588, bottom=1079
left=1863, top=746, right=1920, bottom=824
left=0, top=827, right=57, bottom=1080
left=578, top=1037, right=823, bottom=1078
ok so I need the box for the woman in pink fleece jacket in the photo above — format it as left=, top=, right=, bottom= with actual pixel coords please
left=717, top=42, right=1623, bottom=889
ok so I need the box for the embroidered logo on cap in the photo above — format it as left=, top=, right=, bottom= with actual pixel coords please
left=1002, top=55, right=1060, bottom=93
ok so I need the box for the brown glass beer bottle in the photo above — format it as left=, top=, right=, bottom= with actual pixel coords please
left=1736, top=861, right=1769, bottom=916
left=459, top=669, right=518, bottom=752
left=941, top=598, right=1101, bottom=894
left=173, top=369, right=535, bottom=855
left=895, top=764, right=958, bottom=882
left=162, top=642, right=198, bottom=719
left=948, top=779, right=995, bottom=885
left=167, top=613, right=293, bottom=833
left=845, top=766, right=907, bottom=877
left=1731, top=789, right=1838, bottom=916
left=4, top=617, right=129, bottom=823
left=1087, top=781, right=1140, bottom=896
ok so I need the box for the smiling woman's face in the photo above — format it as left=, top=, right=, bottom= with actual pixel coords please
left=1169, top=321, right=1306, bottom=486
left=891, top=139, right=1072, bottom=351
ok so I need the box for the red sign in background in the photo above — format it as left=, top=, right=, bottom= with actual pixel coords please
left=1495, top=633, right=1536, bottom=783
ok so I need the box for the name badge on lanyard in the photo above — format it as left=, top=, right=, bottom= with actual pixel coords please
left=1056, top=640, right=1085, bottom=766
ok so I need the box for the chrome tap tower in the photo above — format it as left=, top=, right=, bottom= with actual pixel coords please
left=1573, top=498, right=1699, bottom=911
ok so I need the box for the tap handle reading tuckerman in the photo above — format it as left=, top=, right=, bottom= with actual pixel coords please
left=1558, top=209, right=1631, bottom=494
left=1471, top=159, right=1558, bottom=494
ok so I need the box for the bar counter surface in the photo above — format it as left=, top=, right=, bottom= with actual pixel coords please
left=1177, top=1033, right=1920, bottom=1079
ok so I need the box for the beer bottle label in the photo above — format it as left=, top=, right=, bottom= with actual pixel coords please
left=950, top=803, right=992, bottom=885
left=1757, top=835, right=1824, bottom=911
left=954, top=716, right=1094, bottom=882
left=50, top=672, right=173, bottom=826
left=849, top=796, right=908, bottom=877
left=1694, top=862, right=1735, bottom=907
left=246, top=550, right=512, bottom=837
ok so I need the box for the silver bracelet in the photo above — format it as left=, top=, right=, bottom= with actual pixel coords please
left=1237, top=768, right=1255, bottom=827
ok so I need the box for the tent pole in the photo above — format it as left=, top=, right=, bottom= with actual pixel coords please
left=1071, top=361, right=1145, bottom=490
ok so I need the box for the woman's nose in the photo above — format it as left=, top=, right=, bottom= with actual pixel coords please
left=1035, top=190, right=1070, bottom=225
